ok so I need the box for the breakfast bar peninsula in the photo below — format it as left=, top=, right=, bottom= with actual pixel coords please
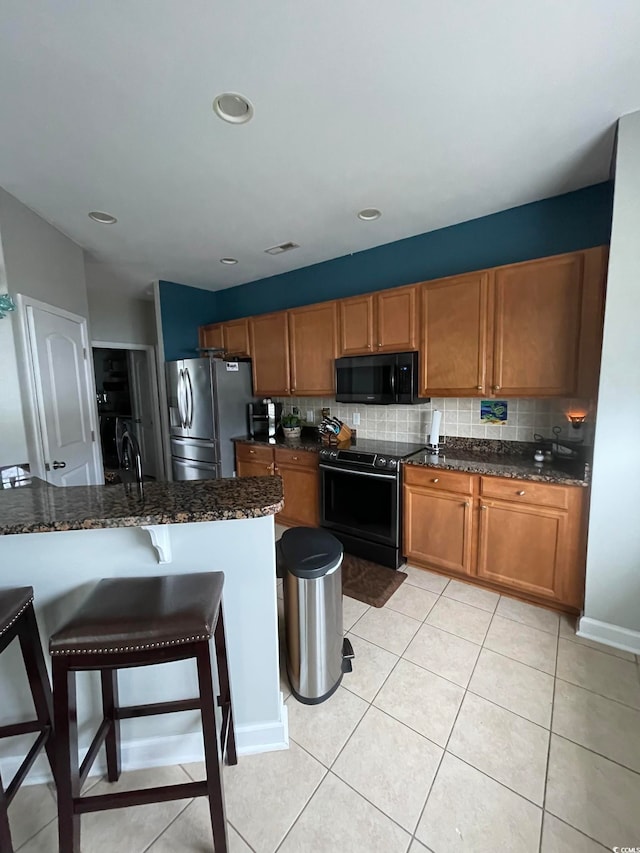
left=0, top=475, right=287, bottom=785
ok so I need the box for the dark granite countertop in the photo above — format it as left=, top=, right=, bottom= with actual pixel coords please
left=0, top=476, right=284, bottom=536
left=232, top=434, right=322, bottom=454
left=404, top=442, right=589, bottom=486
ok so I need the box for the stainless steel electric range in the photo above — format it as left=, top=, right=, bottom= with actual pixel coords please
left=318, top=438, right=425, bottom=569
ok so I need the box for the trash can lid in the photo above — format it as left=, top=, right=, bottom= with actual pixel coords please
left=278, top=527, right=343, bottom=579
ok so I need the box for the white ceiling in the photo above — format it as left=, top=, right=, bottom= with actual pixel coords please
left=1, top=1, right=639, bottom=297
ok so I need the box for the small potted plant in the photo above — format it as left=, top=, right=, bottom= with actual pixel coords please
left=281, top=412, right=302, bottom=441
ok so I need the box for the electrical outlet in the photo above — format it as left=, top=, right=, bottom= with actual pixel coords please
left=292, top=406, right=299, bottom=416
left=352, top=412, right=361, bottom=426
left=306, top=410, right=314, bottom=423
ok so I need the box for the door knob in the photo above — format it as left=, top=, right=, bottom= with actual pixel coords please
left=52, top=461, right=67, bottom=470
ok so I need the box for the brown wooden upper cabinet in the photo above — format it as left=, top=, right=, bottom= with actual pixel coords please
left=419, top=247, right=606, bottom=397
left=288, top=302, right=338, bottom=396
left=223, top=318, right=251, bottom=358
left=339, top=285, right=417, bottom=355
left=249, top=312, right=291, bottom=396
left=198, top=320, right=250, bottom=358
left=421, top=272, right=490, bottom=396
left=339, top=294, right=375, bottom=355
left=493, top=253, right=584, bottom=396
left=376, top=285, right=418, bottom=352
left=199, top=323, right=224, bottom=353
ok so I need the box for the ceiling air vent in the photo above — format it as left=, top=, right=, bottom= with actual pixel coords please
left=264, top=241, right=300, bottom=255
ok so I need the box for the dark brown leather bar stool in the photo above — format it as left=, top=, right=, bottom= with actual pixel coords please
left=49, top=572, right=237, bottom=853
left=0, top=587, right=56, bottom=853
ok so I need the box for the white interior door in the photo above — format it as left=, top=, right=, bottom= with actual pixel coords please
left=128, top=349, right=158, bottom=479
left=26, top=302, right=101, bottom=486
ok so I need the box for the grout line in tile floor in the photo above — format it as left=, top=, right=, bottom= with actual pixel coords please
left=410, top=608, right=489, bottom=847
left=537, top=606, right=560, bottom=853
left=140, top=798, right=193, bottom=853
left=336, top=579, right=640, bottom=850
left=541, top=812, right=611, bottom=852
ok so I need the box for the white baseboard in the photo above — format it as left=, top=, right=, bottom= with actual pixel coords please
left=1, top=701, right=289, bottom=788
left=577, top=616, right=640, bottom=655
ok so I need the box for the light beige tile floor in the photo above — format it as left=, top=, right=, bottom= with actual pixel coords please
left=9, top=563, right=640, bottom=852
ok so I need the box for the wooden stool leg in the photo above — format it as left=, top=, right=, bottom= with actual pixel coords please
left=215, top=610, right=237, bottom=766
left=0, top=770, right=14, bottom=853
left=196, top=641, right=229, bottom=853
left=17, top=604, right=56, bottom=779
left=101, top=669, right=121, bottom=782
left=53, top=658, right=81, bottom=853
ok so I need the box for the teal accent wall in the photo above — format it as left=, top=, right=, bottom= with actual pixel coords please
left=159, top=280, right=218, bottom=361
left=160, top=181, right=613, bottom=360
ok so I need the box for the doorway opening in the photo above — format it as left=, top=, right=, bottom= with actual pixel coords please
left=92, top=342, right=164, bottom=481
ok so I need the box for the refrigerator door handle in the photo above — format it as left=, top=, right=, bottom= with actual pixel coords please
left=177, top=368, right=187, bottom=429
left=185, top=367, right=194, bottom=428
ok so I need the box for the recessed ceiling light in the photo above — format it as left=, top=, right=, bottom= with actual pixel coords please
left=88, top=211, right=117, bottom=224
left=220, top=257, right=238, bottom=265
left=357, top=208, right=382, bottom=221
left=212, top=93, right=254, bottom=124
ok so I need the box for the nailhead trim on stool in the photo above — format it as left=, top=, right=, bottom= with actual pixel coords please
left=49, top=572, right=237, bottom=853
left=0, top=596, right=34, bottom=637
left=50, top=633, right=210, bottom=655
left=0, top=590, right=56, bottom=853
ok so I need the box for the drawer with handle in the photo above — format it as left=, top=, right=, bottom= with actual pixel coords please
left=235, top=443, right=274, bottom=465
left=479, top=476, right=570, bottom=510
left=274, top=447, right=319, bottom=469
left=403, top=465, right=473, bottom=495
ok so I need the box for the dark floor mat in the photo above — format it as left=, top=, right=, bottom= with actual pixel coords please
left=342, top=553, right=407, bottom=607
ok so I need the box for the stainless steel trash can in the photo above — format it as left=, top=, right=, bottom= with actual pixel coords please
left=277, top=527, right=354, bottom=704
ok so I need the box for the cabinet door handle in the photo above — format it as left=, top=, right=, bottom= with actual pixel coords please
left=463, top=501, right=470, bottom=507
left=367, top=344, right=372, bottom=349
left=292, top=456, right=298, bottom=461
left=517, top=490, right=526, bottom=496
left=493, top=385, right=501, bottom=391
left=481, top=505, right=488, bottom=510
left=476, top=385, right=483, bottom=390
left=249, top=449, right=256, bottom=454
left=377, top=342, right=382, bottom=348
left=432, top=478, right=439, bottom=483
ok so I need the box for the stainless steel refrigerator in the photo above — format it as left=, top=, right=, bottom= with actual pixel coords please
left=166, top=358, right=253, bottom=480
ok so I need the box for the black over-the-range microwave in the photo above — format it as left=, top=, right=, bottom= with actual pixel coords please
left=335, top=352, right=428, bottom=405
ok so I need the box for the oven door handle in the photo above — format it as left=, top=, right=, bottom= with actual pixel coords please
left=390, top=365, right=397, bottom=399
left=319, top=464, right=397, bottom=480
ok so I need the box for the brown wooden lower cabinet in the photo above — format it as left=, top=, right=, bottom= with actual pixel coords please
left=234, top=443, right=320, bottom=528
left=403, top=469, right=475, bottom=576
left=274, top=448, right=319, bottom=527
left=235, top=443, right=274, bottom=478
left=403, top=466, right=587, bottom=611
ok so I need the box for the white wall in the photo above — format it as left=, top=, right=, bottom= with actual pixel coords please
left=0, top=227, right=28, bottom=465
left=0, top=187, right=88, bottom=315
left=0, top=187, right=90, bottom=467
left=581, top=110, right=640, bottom=652
left=86, top=263, right=156, bottom=345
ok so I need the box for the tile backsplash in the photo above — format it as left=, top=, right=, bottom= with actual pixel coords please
left=275, top=397, right=594, bottom=445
